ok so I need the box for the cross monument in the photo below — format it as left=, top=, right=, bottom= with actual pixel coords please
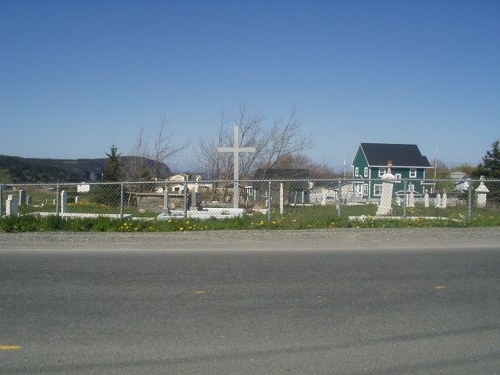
left=218, top=126, right=256, bottom=208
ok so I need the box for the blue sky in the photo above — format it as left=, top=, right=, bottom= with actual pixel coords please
left=1, top=0, right=499, bottom=172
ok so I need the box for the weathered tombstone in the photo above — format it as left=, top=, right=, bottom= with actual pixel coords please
left=424, top=189, right=429, bottom=207
left=376, top=161, right=396, bottom=216
left=321, top=188, right=326, bottom=206
left=74, top=196, right=79, bottom=204
left=6, top=194, right=19, bottom=217
left=190, top=189, right=198, bottom=211
left=19, top=190, right=26, bottom=205
left=27, top=195, right=33, bottom=205
left=60, top=190, right=68, bottom=214
left=442, top=191, right=447, bottom=209
left=475, top=177, right=489, bottom=208
left=435, top=193, right=441, bottom=208
left=408, top=191, right=415, bottom=208
left=395, top=195, right=401, bottom=206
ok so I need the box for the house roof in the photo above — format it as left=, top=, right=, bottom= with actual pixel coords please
left=359, top=143, right=431, bottom=168
left=254, top=168, right=311, bottom=180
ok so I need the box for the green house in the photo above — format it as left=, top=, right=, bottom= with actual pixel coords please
left=352, top=143, right=432, bottom=198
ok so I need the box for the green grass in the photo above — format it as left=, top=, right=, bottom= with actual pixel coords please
left=1, top=203, right=499, bottom=233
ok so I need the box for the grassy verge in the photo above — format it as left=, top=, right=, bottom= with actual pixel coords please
left=1, top=208, right=499, bottom=233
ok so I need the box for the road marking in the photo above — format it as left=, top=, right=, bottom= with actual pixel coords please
left=434, top=285, right=446, bottom=290
left=0, top=345, right=22, bottom=351
left=193, top=290, right=207, bottom=295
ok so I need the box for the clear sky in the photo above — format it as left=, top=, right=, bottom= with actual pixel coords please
left=1, top=0, right=499, bottom=172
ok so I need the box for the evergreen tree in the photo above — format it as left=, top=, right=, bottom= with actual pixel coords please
left=474, top=139, right=500, bottom=178
left=104, top=144, right=123, bottom=182
left=473, top=139, right=500, bottom=205
left=92, top=144, right=123, bottom=207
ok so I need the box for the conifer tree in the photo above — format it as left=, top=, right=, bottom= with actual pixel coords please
left=474, top=140, right=500, bottom=178
left=104, top=144, right=123, bottom=182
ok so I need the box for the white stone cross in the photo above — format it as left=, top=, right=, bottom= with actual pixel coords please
left=218, top=126, right=256, bottom=208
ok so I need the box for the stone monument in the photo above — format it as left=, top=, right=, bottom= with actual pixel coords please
left=376, top=161, right=396, bottom=216
left=475, top=176, right=489, bottom=208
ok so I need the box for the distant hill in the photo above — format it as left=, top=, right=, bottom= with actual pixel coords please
left=0, top=155, right=171, bottom=183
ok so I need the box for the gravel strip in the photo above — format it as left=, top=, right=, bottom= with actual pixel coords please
left=1, top=228, right=499, bottom=251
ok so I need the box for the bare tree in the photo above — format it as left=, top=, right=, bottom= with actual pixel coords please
left=192, top=107, right=314, bottom=181
left=124, top=116, right=188, bottom=181
left=257, top=108, right=315, bottom=171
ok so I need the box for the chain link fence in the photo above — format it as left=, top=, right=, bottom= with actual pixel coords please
left=1, top=178, right=499, bottom=224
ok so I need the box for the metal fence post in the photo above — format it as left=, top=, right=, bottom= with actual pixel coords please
left=467, top=178, right=473, bottom=222
left=56, top=183, right=60, bottom=216
left=403, top=179, right=408, bottom=219
left=163, top=180, right=169, bottom=212
left=267, top=180, right=272, bottom=222
left=337, top=179, right=342, bottom=218
left=0, top=184, right=3, bottom=217
left=120, top=183, right=124, bottom=220
left=183, top=180, right=188, bottom=220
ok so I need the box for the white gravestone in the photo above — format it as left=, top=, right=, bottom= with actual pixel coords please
left=424, top=190, right=429, bottom=207
left=190, top=187, right=198, bottom=211
left=435, top=193, right=441, bottom=208
left=218, top=126, right=256, bottom=208
left=408, top=191, right=415, bottom=208
left=441, top=192, right=447, bottom=209
left=475, top=177, right=489, bottom=208
left=60, top=190, right=68, bottom=214
left=6, top=194, right=19, bottom=217
left=376, top=161, right=396, bottom=216
left=19, top=190, right=26, bottom=205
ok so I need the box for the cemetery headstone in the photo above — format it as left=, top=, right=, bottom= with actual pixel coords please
left=408, top=191, right=415, bottom=208
left=376, top=161, right=396, bottom=216
left=475, top=176, right=489, bottom=208
left=6, top=194, right=19, bottom=217
left=435, top=193, right=441, bottom=208
left=60, top=190, right=68, bottom=214
left=19, top=190, right=26, bottom=205
left=424, top=189, right=429, bottom=207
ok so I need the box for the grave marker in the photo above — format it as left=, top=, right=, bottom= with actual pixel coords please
left=218, top=126, right=256, bottom=208
left=376, top=161, right=396, bottom=216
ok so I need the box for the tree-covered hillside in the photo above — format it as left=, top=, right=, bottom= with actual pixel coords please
left=0, top=155, right=171, bottom=183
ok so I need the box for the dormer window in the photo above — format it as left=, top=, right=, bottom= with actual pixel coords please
left=409, top=169, right=417, bottom=178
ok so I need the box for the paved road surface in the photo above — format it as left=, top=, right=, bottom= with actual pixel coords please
left=1, top=228, right=499, bottom=374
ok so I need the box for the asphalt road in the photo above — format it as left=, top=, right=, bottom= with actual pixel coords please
left=1, top=229, right=499, bottom=374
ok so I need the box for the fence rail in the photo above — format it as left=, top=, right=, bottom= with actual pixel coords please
left=1, top=178, right=499, bottom=223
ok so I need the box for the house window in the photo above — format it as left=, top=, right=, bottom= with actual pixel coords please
left=354, top=167, right=359, bottom=177
left=355, top=184, right=363, bottom=196
left=409, top=169, right=417, bottom=178
left=364, top=167, right=368, bottom=177
left=373, top=184, right=382, bottom=196
left=378, top=168, right=386, bottom=177
left=363, top=184, right=369, bottom=196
